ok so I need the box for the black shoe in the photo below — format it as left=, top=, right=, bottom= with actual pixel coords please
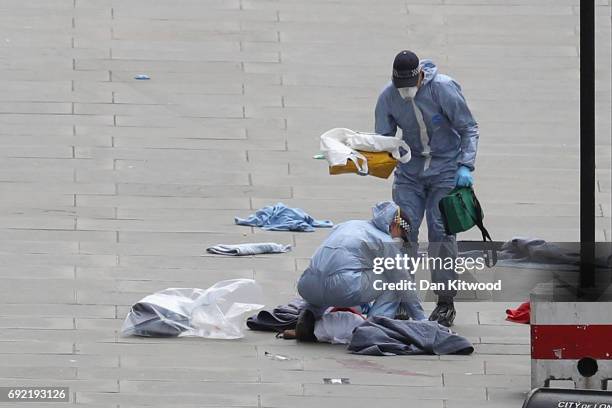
left=428, top=301, right=456, bottom=327
left=295, top=309, right=317, bottom=342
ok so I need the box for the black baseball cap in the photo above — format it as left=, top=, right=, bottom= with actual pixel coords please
left=392, top=50, right=421, bottom=88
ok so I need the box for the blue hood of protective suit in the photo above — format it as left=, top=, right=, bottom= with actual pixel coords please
left=419, top=59, right=438, bottom=86
left=371, top=201, right=398, bottom=234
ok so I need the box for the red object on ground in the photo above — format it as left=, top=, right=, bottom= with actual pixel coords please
left=506, top=301, right=530, bottom=324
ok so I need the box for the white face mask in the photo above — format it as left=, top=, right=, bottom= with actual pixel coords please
left=392, top=237, right=405, bottom=244
left=398, top=86, right=418, bottom=100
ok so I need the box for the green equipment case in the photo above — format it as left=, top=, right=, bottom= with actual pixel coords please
left=439, top=187, right=497, bottom=267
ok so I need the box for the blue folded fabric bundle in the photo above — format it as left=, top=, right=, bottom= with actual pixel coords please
left=206, top=242, right=291, bottom=256
left=246, top=299, right=306, bottom=332
left=348, top=316, right=474, bottom=356
left=235, top=202, right=333, bottom=232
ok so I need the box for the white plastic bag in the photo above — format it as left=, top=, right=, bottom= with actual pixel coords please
left=319, top=128, right=411, bottom=174
left=187, top=279, right=264, bottom=339
left=314, top=310, right=366, bottom=344
left=320, top=128, right=364, bottom=169
left=121, top=279, right=264, bottom=340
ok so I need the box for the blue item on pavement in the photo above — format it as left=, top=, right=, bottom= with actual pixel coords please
left=347, top=316, right=474, bottom=356
left=246, top=299, right=306, bottom=332
left=297, top=201, right=426, bottom=320
left=455, top=165, right=473, bottom=187
left=206, top=242, right=291, bottom=256
left=235, top=203, right=333, bottom=232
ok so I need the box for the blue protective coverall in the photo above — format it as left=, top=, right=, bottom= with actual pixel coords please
left=375, top=59, right=479, bottom=300
left=297, top=201, right=426, bottom=320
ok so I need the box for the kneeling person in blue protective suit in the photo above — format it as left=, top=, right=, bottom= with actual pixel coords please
left=295, top=201, right=426, bottom=342
left=375, top=50, right=480, bottom=327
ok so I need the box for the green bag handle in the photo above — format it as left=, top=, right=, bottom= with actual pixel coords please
left=456, top=188, right=498, bottom=267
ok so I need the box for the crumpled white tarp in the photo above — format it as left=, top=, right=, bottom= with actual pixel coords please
left=121, top=279, right=264, bottom=340
left=320, top=128, right=411, bottom=174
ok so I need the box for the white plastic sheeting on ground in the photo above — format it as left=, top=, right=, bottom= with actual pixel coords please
left=121, top=279, right=264, bottom=340
left=314, top=310, right=366, bottom=344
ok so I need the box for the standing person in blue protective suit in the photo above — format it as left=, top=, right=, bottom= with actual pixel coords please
left=295, top=201, right=426, bottom=342
left=375, top=50, right=479, bottom=327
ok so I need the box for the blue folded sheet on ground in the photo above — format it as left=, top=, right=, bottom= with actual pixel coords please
left=235, top=202, right=333, bottom=232
left=206, top=242, right=291, bottom=256
left=246, top=299, right=306, bottom=332
left=348, top=316, right=474, bottom=356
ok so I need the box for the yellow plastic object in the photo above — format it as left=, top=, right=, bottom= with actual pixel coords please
left=329, top=150, right=397, bottom=179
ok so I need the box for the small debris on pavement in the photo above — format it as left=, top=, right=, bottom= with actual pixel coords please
left=323, top=378, right=350, bottom=385
left=264, top=351, right=291, bottom=361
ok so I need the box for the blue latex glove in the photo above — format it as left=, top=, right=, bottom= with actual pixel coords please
left=455, top=166, right=473, bottom=187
